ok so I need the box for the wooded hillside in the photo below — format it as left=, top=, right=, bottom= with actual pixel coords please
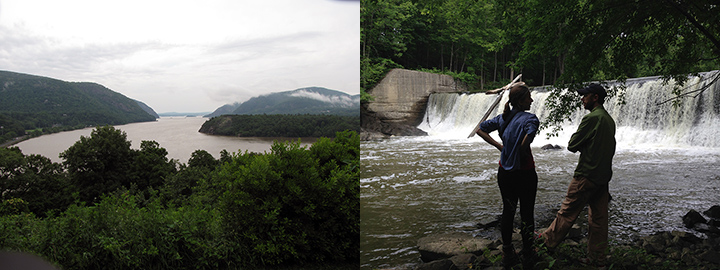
left=199, top=114, right=360, bottom=138
left=361, top=0, right=720, bottom=132
left=0, top=70, right=157, bottom=144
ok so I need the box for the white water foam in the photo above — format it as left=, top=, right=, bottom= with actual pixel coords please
left=419, top=71, right=720, bottom=150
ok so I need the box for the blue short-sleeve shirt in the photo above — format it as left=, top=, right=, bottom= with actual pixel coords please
left=479, top=110, right=539, bottom=170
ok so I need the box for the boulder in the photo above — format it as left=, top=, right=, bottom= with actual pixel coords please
left=362, top=69, right=463, bottom=138
left=682, top=210, right=707, bottom=228
left=361, top=104, right=428, bottom=139
left=475, top=216, right=500, bottom=229
left=414, top=259, right=459, bottom=270
left=540, top=144, right=562, bottom=150
left=693, top=223, right=720, bottom=234
left=704, top=205, right=720, bottom=219
left=709, top=219, right=720, bottom=227
left=417, top=232, right=495, bottom=262
left=449, top=253, right=481, bottom=270
left=699, top=250, right=720, bottom=264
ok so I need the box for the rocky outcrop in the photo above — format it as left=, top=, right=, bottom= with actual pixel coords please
left=361, top=69, right=465, bottom=139
left=540, top=144, right=563, bottom=150
left=407, top=205, right=720, bottom=270
left=417, top=232, right=497, bottom=262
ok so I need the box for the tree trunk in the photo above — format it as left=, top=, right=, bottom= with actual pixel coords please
left=480, top=52, right=485, bottom=90
left=440, top=44, right=445, bottom=71
left=449, top=43, right=454, bottom=72
left=493, top=51, right=498, bottom=82
left=460, top=48, right=468, bottom=73
left=542, top=58, right=546, bottom=86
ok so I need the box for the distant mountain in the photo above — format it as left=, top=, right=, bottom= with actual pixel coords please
left=157, top=112, right=211, bottom=117
left=0, top=70, right=157, bottom=142
left=135, top=100, right=160, bottom=118
left=205, top=87, right=360, bottom=118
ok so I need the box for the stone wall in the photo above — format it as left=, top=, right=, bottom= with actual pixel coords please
left=361, top=69, right=464, bottom=139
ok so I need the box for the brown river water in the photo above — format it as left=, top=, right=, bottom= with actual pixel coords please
left=15, top=117, right=316, bottom=164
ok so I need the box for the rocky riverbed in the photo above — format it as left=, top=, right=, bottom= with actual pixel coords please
left=383, top=205, right=720, bottom=270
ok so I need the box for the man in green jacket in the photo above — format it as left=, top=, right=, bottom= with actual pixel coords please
left=541, top=83, right=616, bottom=268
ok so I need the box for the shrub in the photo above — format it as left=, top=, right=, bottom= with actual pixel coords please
left=218, top=131, right=360, bottom=266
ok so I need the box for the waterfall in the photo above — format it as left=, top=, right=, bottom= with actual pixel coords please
left=418, top=71, right=720, bottom=149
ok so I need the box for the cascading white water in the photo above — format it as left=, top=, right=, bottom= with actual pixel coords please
left=418, top=71, right=720, bottom=149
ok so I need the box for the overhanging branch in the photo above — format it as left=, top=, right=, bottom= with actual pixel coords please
left=656, top=72, right=720, bottom=106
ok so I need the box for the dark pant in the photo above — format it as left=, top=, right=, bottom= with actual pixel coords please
left=497, top=167, right=538, bottom=252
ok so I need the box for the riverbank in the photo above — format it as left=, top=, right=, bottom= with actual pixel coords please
left=386, top=205, right=720, bottom=270
left=0, top=135, right=30, bottom=148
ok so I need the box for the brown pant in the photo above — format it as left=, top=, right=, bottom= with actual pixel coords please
left=543, top=176, right=609, bottom=263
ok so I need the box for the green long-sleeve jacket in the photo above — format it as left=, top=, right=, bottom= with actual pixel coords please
left=568, top=105, right=616, bottom=185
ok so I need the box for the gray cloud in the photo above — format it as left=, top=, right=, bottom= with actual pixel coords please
left=0, top=0, right=359, bottom=113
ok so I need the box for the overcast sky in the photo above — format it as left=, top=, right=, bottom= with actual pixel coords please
left=0, top=0, right=359, bottom=113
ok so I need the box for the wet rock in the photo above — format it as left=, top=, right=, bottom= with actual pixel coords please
left=417, top=232, right=495, bottom=262
left=475, top=216, right=500, bottom=229
left=693, top=223, right=720, bottom=234
left=683, top=210, right=707, bottom=228
left=568, top=224, right=583, bottom=239
left=540, top=144, right=562, bottom=150
left=414, top=259, right=458, bottom=270
left=640, top=232, right=671, bottom=254
left=704, top=205, right=720, bottom=219
left=671, top=230, right=702, bottom=244
left=448, top=253, right=480, bottom=270
left=699, top=250, right=720, bottom=264
left=709, top=219, right=720, bottom=227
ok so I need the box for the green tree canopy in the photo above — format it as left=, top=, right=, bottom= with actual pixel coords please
left=361, top=0, right=720, bottom=132
left=60, top=126, right=135, bottom=203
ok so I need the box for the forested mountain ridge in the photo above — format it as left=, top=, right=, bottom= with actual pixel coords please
left=200, top=114, right=359, bottom=137
left=134, top=99, right=160, bottom=118
left=205, top=87, right=360, bottom=117
left=0, top=70, right=157, bottom=144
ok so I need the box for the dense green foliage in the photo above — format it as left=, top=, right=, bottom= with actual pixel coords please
left=361, top=0, right=720, bottom=132
left=206, top=87, right=359, bottom=118
left=0, top=126, right=359, bottom=269
left=0, top=70, right=156, bottom=145
left=199, top=114, right=360, bottom=137
left=0, top=148, right=72, bottom=217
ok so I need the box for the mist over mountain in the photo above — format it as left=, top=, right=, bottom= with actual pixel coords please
left=205, top=87, right=360, bottom=118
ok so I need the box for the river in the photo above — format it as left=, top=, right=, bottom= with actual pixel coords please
left=15, top=117, right=316, bottom=164
left=360, top=72, right=720, bottom=269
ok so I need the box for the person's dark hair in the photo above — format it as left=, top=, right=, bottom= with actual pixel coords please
left=502, top=83, right=530, bottom=121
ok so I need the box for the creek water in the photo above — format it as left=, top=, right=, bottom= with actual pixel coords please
left=361, top=71, right=720, bottom=269
left=14, top=117, right=316, bottom=164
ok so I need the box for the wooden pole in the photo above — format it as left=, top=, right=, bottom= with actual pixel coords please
left=467, top=74, right=522, bottom=138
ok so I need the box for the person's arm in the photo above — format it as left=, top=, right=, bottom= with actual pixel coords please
left=477, top=129, right=503, bottom=152
left=520, top=132, right=535, bottom=149
left=521, top=115, right=539, bottom=150
left=568, top=114, right=596, bottom=153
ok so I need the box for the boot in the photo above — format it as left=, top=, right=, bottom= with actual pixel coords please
left=502, top=246, right=520, bottom=269
left=521, top=248, right=539, bottom=270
